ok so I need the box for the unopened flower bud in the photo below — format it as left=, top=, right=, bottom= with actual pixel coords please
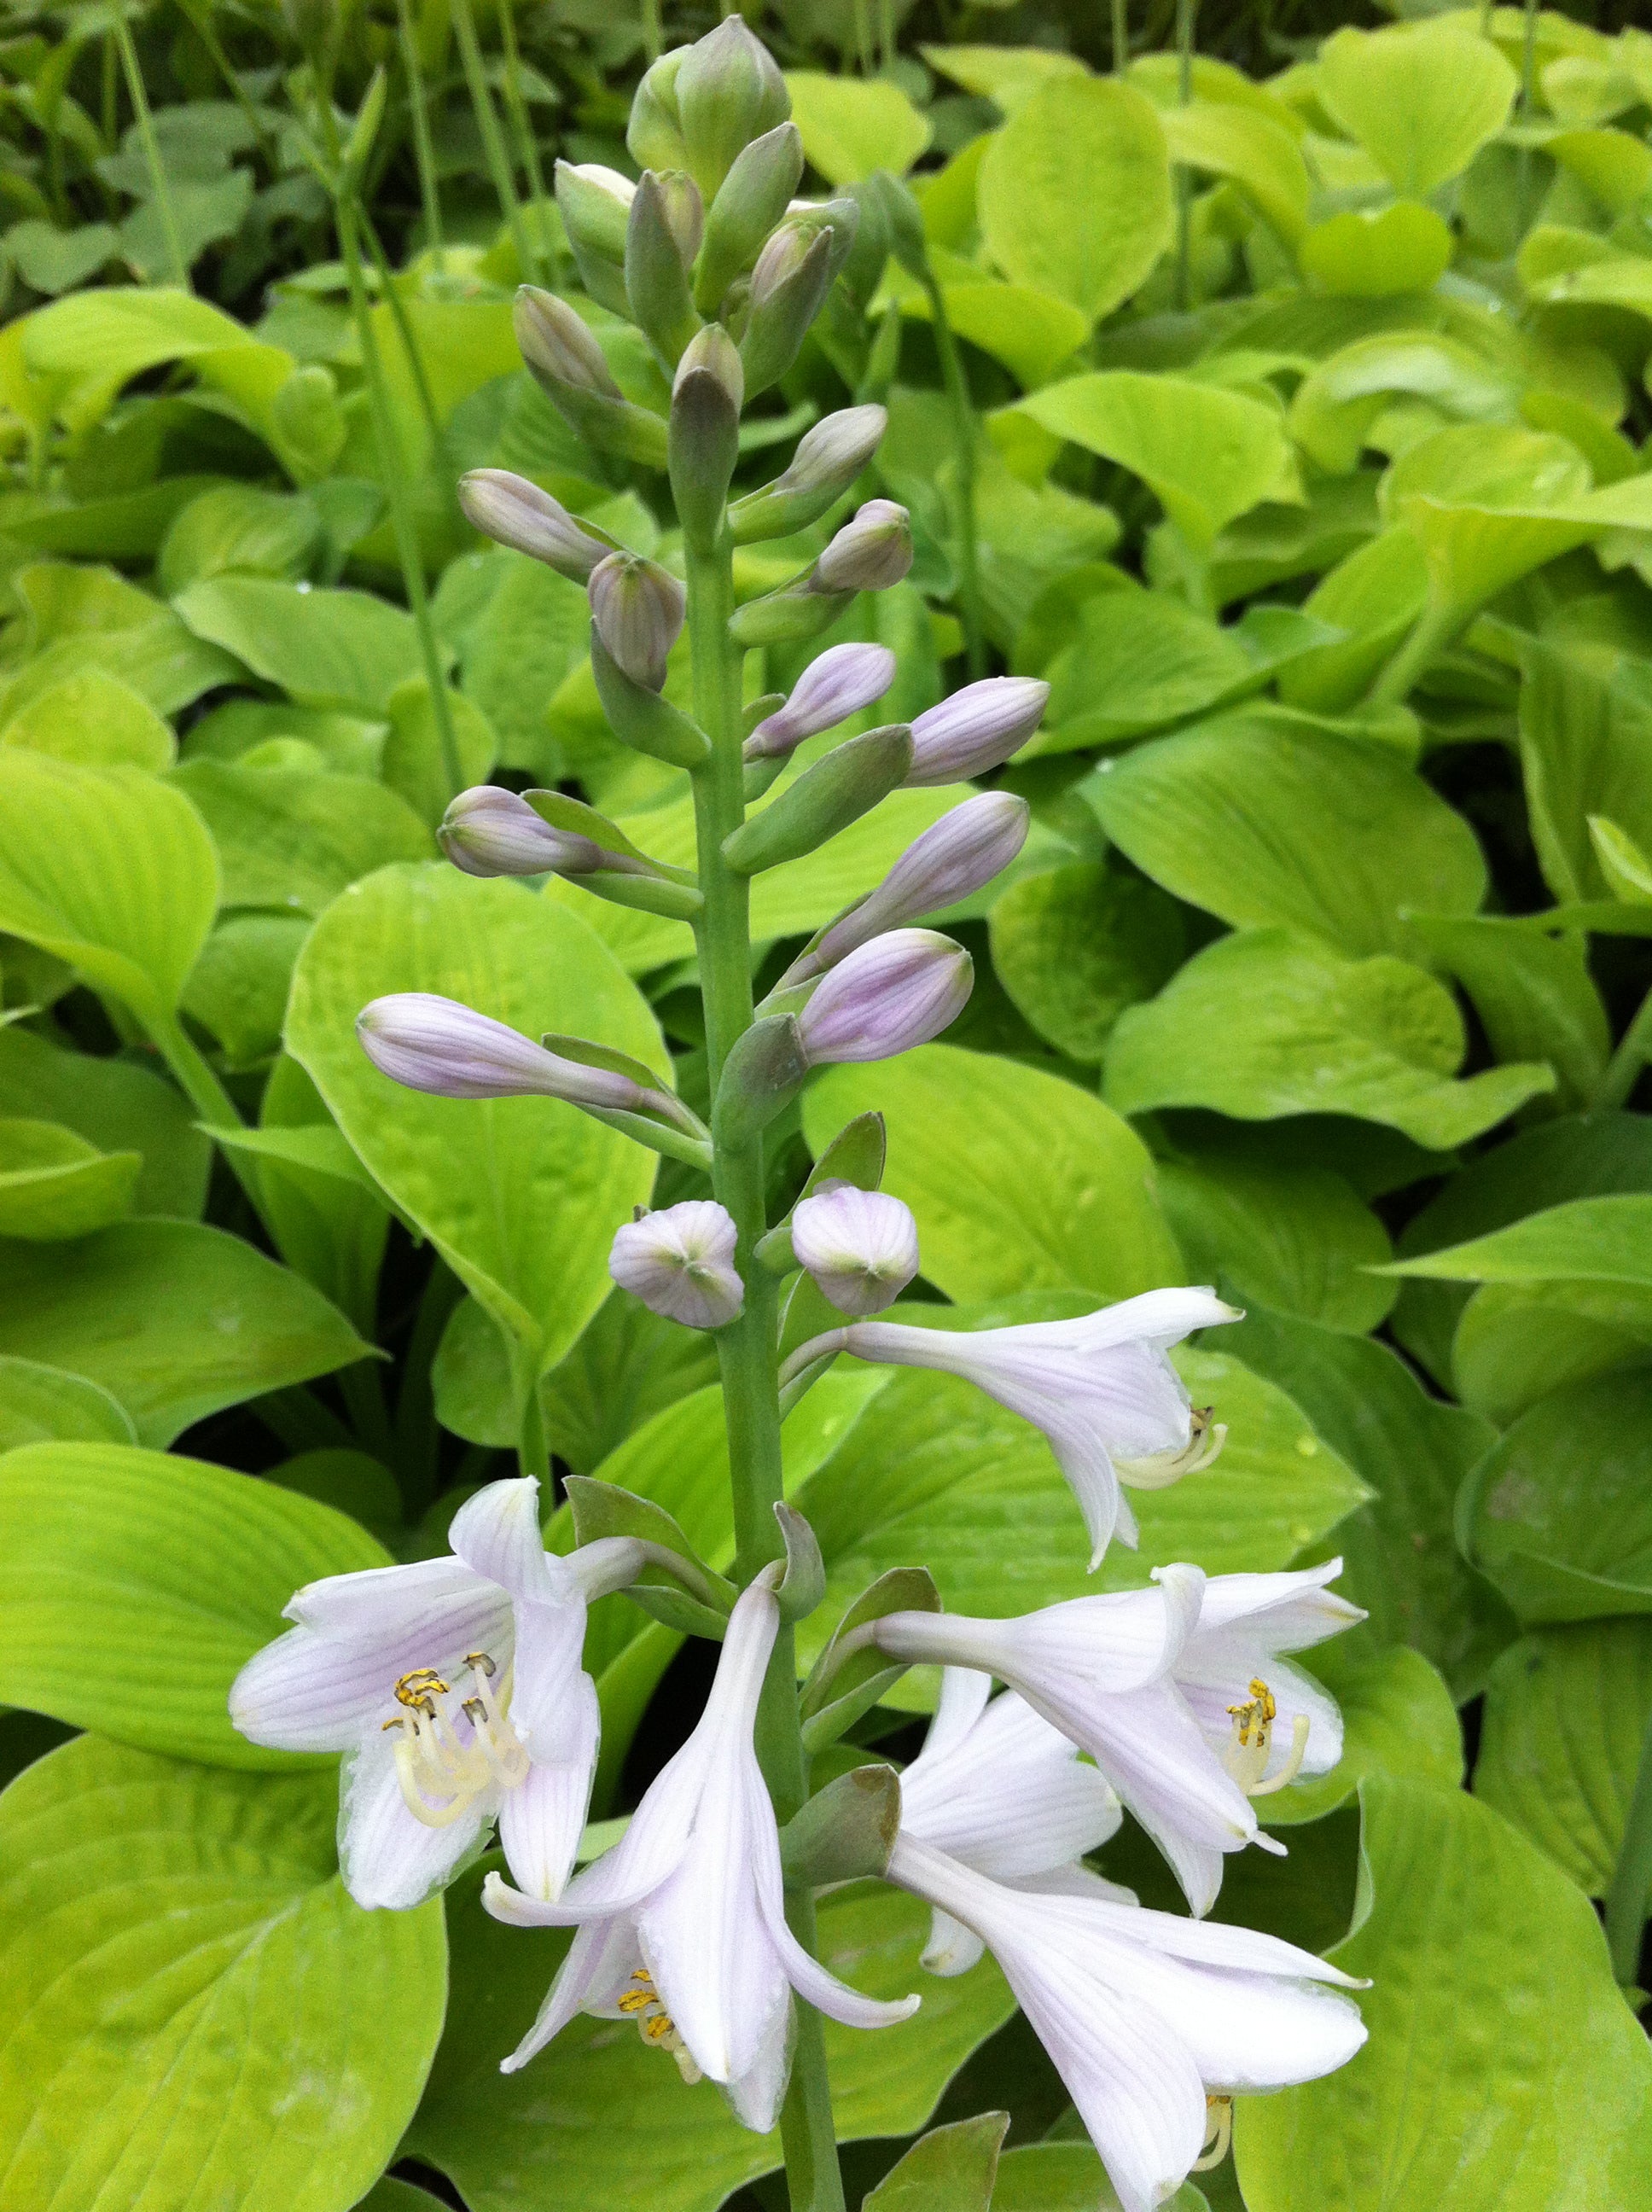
left=740, top=223, right=834, bottom=397
left=745, top=643, right=897, bottom=760
left=792, top=1182, right=919, bottom=1315
left=729, top=405, right=887, bottom=544
left=514, top=286, right=621, bottom=399
left=795, top=929, right=973, bottom=1067
left=654, top=169, right=705, bottom=266
left=609, top=1200, right=745, bottom=1329
left=673, top=320, right=745, bottom=412
left=555, top=161, right=636, bottom=315
left=358, top=994, right=643, bottom=1108
left=672, top=16, right=790, bottom=201
left=589, top=551, right=686, bottom=693
left=816, top=500, right=912, bottom=594
left=696, top=121, right=806, bottom=312
left=788, top=793, right=1031, bottom=985
left=905, top=678, right=1050, bottom=788
left=439, top=786, right=609, bottom=878
left=457, top=469, right=611, bottom=580
left=751, top=218, right=815, bottom=306
left=627, top=47, right=691, bottom=177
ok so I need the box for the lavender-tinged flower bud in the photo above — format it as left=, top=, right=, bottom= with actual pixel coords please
left=816, top=500, right=913, bottom=594
left=555, top=160, right=636, bottom=315
left=627, top=47, right=691, bottom=177
left=740, top=223, right=835, bottom=398
left=457, top=469, right=612, bottom=580
left=788, top=793, right=1031, bottom=985
left=670, top=324, right=743, bottom=550
left=792, top=1182, right=919, bottom=1316
left=672, top=16, right=790, bottom=201
left=905, top=678, right=1050, bottom=789
left=795, top=929, right=973, bottom=1068
left=609, top=1200, right=745, bottom=1329
left=728, top=405, right=888, bottom=544
left=439, top=786, right=610, bottom=879
left=514, top=287, right=622, bottom=399
left=674, top=319, right=745, bottom=413
left=626, top=172, right=703, bottom=369
left=588, top=551, right=687, bottom=693
left=745, top=642, right=897, bottom=760
left=358, top=994, right=644, bottom=1108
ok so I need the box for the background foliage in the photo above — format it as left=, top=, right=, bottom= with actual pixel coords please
left=1, top=2, right=1651, bottom=2209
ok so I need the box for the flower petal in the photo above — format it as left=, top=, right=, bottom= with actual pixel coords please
left=922, top=1907, right=986, bottom=1976
left=499, top=1697, right=599, bottom=1904
left=499, top=1913, right=644, bottom=2073
left=449, top=1476, right=567, bottom=1603
left=724, top=2000, right=796, bottom=2134
left=338, top=1727, right=493, bottom=1912
left=509, top=1593, right=594, bottom=1760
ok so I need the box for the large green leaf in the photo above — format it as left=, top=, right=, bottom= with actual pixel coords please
left=1458, top=1373, right=1652, bottom=1625
left=1155, top=1152, right=1394, bottom=1336
left=1160, top=100, right=1310, bottom=247
left=977, top=77, right=1171, bottom=323
left=1314, top=22, right=1517, bottom=197
left=0, top=1734, right=445, bottom=2212
left=0, top=1116, right=138, bottom=1239
left=866, top=2115, right=1007, bottom=2212
left=1017, top=373, right=1294, bottom=549
left=1407, top=915, right=1609, bottom=1114
left=802, top=1045, right=1182, bottom=1305
left=1235, top=1778, right=1652, bottom=2211
left=784, top=71, right=932, bottom=182
left=992, top=2144, right=1207, bottom=2211
left=287, top=865, right=660, bottom=1392
left=1381, top=1195, right=1652, bottom=1292
left=0, top=1355, right=135, bottom=1450
left=170, top=759, right=436, bottom=916
left=0, top=667, right=175, bottom=769
left=1225, top=1307, right=1511, bottom=1700
left=0, top=1440, right=387, bottom=1766
left=175, top=577, right=433, bottom=713
left=0, top=751, right=217, bottom=1028
left=0, top=1219, right=367, bottom=1444
left=1516, top=638, right=1652, bottom=905
left=1104, top=929, right=1554, bottom=1147
left=1474, top=1620, right=1652, bottom=1898
left=1088, top=719, right=1486, bottom=959
left=0, top=1025, right=209, bottom=1218
left=987, top=863, right=1184, bottom=1064
left=403, top=1865, right=1015, bottom=2212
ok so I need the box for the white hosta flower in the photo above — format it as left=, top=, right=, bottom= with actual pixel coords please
left=786, top=1288, right=1239, bottom=1567
left=1175, top=1561, right=1364, bottom=1797
left=898, top=1667, right=1130, bottom=1975
left=887, top=1833, right=1366, bottom=2212
left=610, top=1200, right=745, bottom=1330
left=872, top=1569, right=1271, bottom=1918
left=230, top=1479, right=631, bottom=1910
left=790, top=1182, right=918, bottom=1315
left=484, top=1568, right=918, bottom=2127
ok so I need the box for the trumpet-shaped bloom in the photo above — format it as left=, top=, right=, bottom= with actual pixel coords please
left=1174, top=1560, right=1364, bottom=1795
left=484, top=1567, right=918, bottom=2128
left=787, top=1288, right=1239, bottom=1567
left=610, top=1200, right=745, bottom=1330
left=871, top=1570, right=1270, bottom=1918
left=897, top=1667, right=1130, bottom=1974
left=231, top=1479, right=631, bottom=1911
left=887, top=1833, right=1365, bottom=2212
left=790, top=1182, right=918, bottom=1315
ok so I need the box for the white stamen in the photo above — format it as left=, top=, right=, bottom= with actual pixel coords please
left=387, top=1655, right=529, bottom=1827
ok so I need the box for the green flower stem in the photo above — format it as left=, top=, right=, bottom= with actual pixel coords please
left=684, top=527, right=846, bottom=2212
left=498, top=0, right=555, bottom=279
left=394, top=0, right=445, bottom=269
left=1173, top=0, right=1197, bottom=312
left=1517, top=0, right=1539, bottom=238
left=332, top=190, right=464, bottom=800
left=1595, top=987, right=1652, bottom=1114
left=1113, top=0, right=1130, bottom=73
left=1606, top=1700, right=1652, bottom=1986
left=113, top=3, right=189, bottom=290
left=1367, top=597, right=1462, bottom=708
left=147, top=1012, right=277, bottom=1239
left=451, top=0, right=538, bottom=286
left=357, top=201, right=445, bottom=462
left=922, top=267, right=986, bottom=681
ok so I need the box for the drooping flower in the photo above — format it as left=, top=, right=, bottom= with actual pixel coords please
left=744, top=641, right=898, bottom=759
left=794, top=928, right=973, bottom=1067
left=230, top=1479, right=634, bottom=1910
left=782, top=1288, right=1240, bottom=1567
left=886, top=1832, right=1366, bottom=2212
left=610, top=1200, right=745, bottom=1330
left=869, top=1569, right=1269, bottom=1917
left=790, top=1182, right=919, bottom=1316
left=904, top=677, right=1049, bottom=786
left=896, top=1667, right=1130, bottom=1974
left=483, top=1567, right=919, bottom=2125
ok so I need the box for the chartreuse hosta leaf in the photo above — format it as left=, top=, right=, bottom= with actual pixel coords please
left=976, top=75, right=1172, bottom=324
left=783, top=70, right=931, bottom=182
left=403, top=1863, right=1015, bottom=2212
left=1457, top=1373, right=1652, bottom=1626
left=0, top=1441, right=387, bottom=1765
left=1313, top=20, right=1516, bottom=197
left=992, top=2143, right=1208, bottom=2211
left=0, top=1116, right=141, bottom=1239
left=1475, top=1619, right=1652, bottom=1898
left=170, top=759, right=436, bottom=916
left=176, top=577, right=433, bottom=713
left=0, top=667, right=175, bottom=769
left=0, top=1220, right=368, bottom=1446
left=0, top=1355, right=134, bottom=1450
left=802, top=1045, right=1183, bottom=1305
left=0, top=1026, right=209, bottom=1218
left=1104, top=928, right=1555, bottom=1148
left=988, top=863, right=1184, bottom=1065
left=864, top=2113, right=1007, bottom=2212
left=1088, top=717, right=1486, bottom=961
left=0, top=1736, right=445, bottom=2212
left=1517, top=637, right=1652, bottom=906
left=0, top=750, right=218, bottom=1033
left=1153, top=1151, right=1395, bottom=1336
left=288, top=864, right=660, bottom=1408
left=1235, top=1778, right=1652, bottom=2211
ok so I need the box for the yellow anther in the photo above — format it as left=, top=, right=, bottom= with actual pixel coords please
left=1194, top=2097, right=1233, bottom=2172
left=393, top=1667, right=449, bottom=1716
left=616, top=1970, right=701, bottom=2082
left=465, top=1651, right=497, bottom=1676
left=1226, top=1677, right=1277, bottom=1748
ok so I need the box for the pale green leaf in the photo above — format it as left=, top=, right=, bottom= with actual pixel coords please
left=1298, top=202, right=1453, bottom=298
left=987, top=863, right=1184, bottom=1064
left=1160, top=102, right=1311, bottom=246
left=922, top=45, right=1089, bottom=115
left=0, top=1355, right=135, bottom=1449
left=157, top=483, right=320, bottom=597
left=0, top=1115, right=140, bottom=1239
left=0, top=1024, right=210, bottom=1218
left=1155, top=1150, right=1394, bottom=1335
left=175, top=576, right=433, bottom=712
left=169, top=759, right=435, bottom=916
left=0, top=667, right=175, bottom=769
left=1314, top=23, right=1517, bottom=196
left=785, top=71, right=931, bottom=183
left=866, top=2114, right=1007, bottom=2212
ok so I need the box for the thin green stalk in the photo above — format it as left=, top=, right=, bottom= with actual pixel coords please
left=178, top=0, right=276, bottom=168
left=333, top=191, right=463, bottom=799
left=1606, top=1702, right=1652, bottom=1987
left=1367, top=598, right=1462, bottom=709
left=878, top=0, right=896, bottom=74
left=923, top=270, right=986, bottom=680
left=451, top=0, right=537, bottom=283
left=1113, top=0, right=1129, bottom=74
left=497, top=0, right=553, bottom=280
left=1517, top=0, right=1539, bottom=238
left=642, top=0, right=663, bottom=65
left=1595, top=987, right=1652, bottom=1114
left=357, top=199, right=445, bottom=458
left=684, top=526, right=846, bottom=2212
left=147, top=1012, right=276, bottom=1238
left=1173, top=0, right=1197, bottom=312
left=113, top=3, right=189, bottom=289
left=395, top=0, right=445, bottom=268
left=517, top=1371, right=550, bottom=1482
left=852, top=0, right=875, bottom=77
